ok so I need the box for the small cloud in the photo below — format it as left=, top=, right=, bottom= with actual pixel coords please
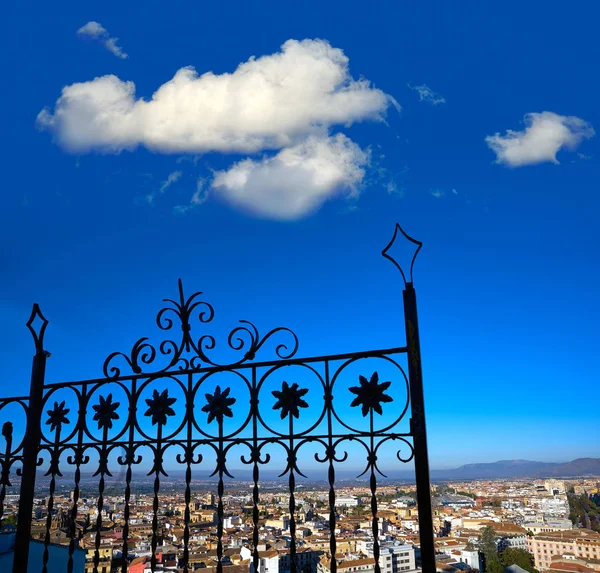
left=386, top=180, right=399, bottom=195
left=174, top=179, right=209, bottom=215
left=146, top=170, right=182, bottom=204
left=451, top=188, right=458, bottom=195
left=485, top=112, right=594, bottom=167
left=176, top=155, right=202, bottom=166
left=430, top=188, right=444, bottom=198
left=76, top=21, right=128, bottom=59
left=407, top=82, right=446, bottom=105
left=381, top=176, right=405, bottom=198
left=366, top=155, right=406, bottom=198
left=160, top=170, right=182, bottom=192
left=577, top=152, right=593, bottom=160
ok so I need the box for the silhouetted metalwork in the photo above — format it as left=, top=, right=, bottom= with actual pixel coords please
left=0, top=223, right=435, bottom=573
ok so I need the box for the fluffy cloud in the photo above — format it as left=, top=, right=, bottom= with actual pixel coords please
left=407, top=83, right=445, bottom=105
left=485, top=112, right=594, bottom=167
left=210, top=134, right=369, bottom=220
left=37, top=39, right=395, bottom=155
left=76, top=21, right=128, bottom=60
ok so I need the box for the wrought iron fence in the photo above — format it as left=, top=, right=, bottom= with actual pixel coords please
left=0, top=223, right=435, bottom=573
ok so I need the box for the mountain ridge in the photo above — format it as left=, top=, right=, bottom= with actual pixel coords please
left=428, top=457, right=600, bottom=480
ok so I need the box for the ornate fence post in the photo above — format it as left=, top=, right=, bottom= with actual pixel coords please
left=403, top=283, right=435, bottom=573
left=14, top=304, right=49, bottom=573
left=383, top=224, right=435, bottom=573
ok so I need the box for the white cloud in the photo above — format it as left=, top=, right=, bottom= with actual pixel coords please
left=430, top=189, right=444, bottom=198
left=146, top=170, right=182, bottom=204
left=209, top=134, right=369, bottom=220
left=76, top=21, right=128, bottom=60
left=485, top=112, right=594, bottom=167
left=385, top=180, right=402, bottom=195
left=37, top=39, right=395, bottom=155
left=408, top=83, right=445, bottom=105
left=174, top=179, right=209, bottom=214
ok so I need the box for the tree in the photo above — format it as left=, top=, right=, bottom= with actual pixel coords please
left=1, top=514, right=17, bottom=526
left=478, top=526, right=501, bottom=573
left=500, top=547, right=538, bottom=573
left=487, top=562, right=504, bottom=573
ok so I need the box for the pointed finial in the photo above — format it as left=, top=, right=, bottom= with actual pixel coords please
left=26, top=303, right=49, bottom=355
left=381, top=223, right=423, bottom=286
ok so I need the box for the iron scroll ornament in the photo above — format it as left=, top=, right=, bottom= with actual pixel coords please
left=103, top=279, right=299, bottom=377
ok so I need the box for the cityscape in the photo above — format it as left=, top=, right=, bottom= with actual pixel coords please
left=2, top=467, right=600, bottom=572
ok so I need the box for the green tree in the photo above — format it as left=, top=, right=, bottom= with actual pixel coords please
left=478, top=526, right=501, bottom=573
left=500, top=547, right=538, bottom=573
left=1, top=514, right=17, bottom=526
left=487, top=561, right=504, bottom=573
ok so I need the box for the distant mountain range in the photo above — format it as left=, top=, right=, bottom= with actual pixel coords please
left=427, top=457, right=600, bottom=480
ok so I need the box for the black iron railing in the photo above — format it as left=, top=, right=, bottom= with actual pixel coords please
left=0, top=223, right=435, bottom=573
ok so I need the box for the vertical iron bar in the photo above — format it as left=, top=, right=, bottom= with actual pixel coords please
left=42, top=428, right=61, bottom=573
left=403, top=282, right=435, bottom=573
left=216, top=422, right=224, bottom=573
left=121, top=378, right=137, bottom=573
left=150, top=425, right=162, bottom=572
left=251, top=367, right=260, bottom=573
left=325, top=362, right=337, bottom=573
left=0, top=422, right=13, bottom=524
left=93, top=426, right=109, bottom=573
left=183, top=373, right=193, bottom=573
left=288, top=416, right=297, bottom=573
left=67, top=454, right=82, bottom=573
left=14, top=327, right=48, bottom=573
left=67, top=386, right=86, bottom=573
left=370, top=412, right=380, bottom=573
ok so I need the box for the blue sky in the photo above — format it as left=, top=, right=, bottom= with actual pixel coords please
left=0, top=0, right=598, bottom=471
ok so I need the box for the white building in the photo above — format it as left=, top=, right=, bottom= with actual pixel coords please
left=384, top=544, right=416, bottom=573
left=335, top=496, right=359, bottom=508
left=522, top=519, right=573, bottom=534
left=358, top=541, right=417, bottom=573
left=242, top=546, right=280, bottom=573
left=498, top=534, right=527, bottom=552
left=458, top=548, right=480, bottom=570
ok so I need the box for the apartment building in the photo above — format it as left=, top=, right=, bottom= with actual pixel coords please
left=526, top=529, right=600, bottom=570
